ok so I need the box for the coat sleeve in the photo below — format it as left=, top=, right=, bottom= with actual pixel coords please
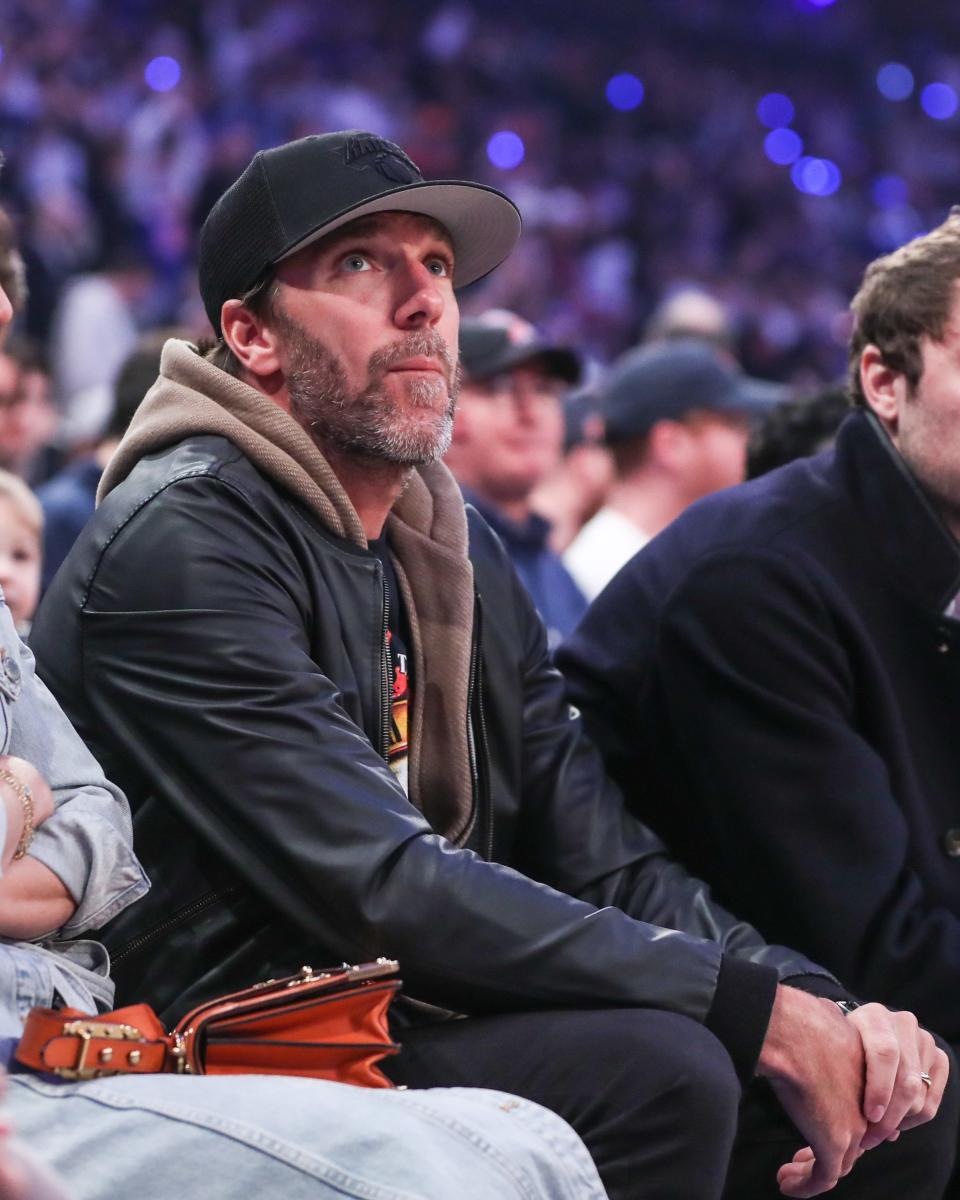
left=575, top=544, right=960, bottom=1043
left=65, top=474, right=789, bottom=1078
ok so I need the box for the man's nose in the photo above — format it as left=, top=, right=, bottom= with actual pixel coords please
left=393, top=260, right=445, bottom=329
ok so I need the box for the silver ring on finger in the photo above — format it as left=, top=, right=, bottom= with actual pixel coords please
left=919, top=1071, right=933, bottom=1089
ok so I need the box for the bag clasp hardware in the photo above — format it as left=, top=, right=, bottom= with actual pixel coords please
left=53, top=1019, right=145, bottom=1080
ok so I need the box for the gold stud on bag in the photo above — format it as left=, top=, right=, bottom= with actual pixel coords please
left=16, top=959, right=401, bottom=1088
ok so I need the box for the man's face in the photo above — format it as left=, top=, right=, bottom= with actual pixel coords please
left=268, top=212, right=460, bottom=466
left=889, top=299, right=960, bottom=531
left=445, top=364, right=567, bottom=506
left=677, top=410, right=750, bottom=501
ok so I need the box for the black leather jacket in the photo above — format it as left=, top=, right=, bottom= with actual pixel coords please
left=33, top=434, right=836, bottom=1079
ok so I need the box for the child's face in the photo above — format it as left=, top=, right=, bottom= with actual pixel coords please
left=0, top=498, right=40, bottom=629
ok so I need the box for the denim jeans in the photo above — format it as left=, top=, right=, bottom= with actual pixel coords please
left=8, top=1073, right=607, bottom=1200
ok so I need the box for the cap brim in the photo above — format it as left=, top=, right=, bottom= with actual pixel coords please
left=496, top=344, right=582, bottom=385
left=733, top=375, right=791, bottom=415
left=275, top=180, right=522, bottom=290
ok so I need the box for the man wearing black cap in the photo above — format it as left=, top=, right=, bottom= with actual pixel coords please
left=32, top=131, right=956, bottom=1200
left=444, top=309, right=586, bottom=646
left=564, top=338, right=784, bottom=601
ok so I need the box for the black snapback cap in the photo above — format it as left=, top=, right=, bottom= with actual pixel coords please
left=199, top=130, right=522, bottom=334
left=459, top=313, right=581, bottom=385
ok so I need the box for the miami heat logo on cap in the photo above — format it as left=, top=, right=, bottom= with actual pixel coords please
left=343, top=135, right=422, bottom=184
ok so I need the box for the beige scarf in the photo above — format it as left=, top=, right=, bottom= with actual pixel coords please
left=100, top=340, right=477, bottom=844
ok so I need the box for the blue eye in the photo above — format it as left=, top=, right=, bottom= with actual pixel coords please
left=341, top=253, right=371, bottom=273
left=426, top=258, right=451, bottom=277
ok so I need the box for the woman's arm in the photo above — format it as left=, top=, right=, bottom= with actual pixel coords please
left=0, top=756, right=73, bottom=938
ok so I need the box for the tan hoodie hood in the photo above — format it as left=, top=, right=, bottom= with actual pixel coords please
left=100, top=339, right=476, bottom=843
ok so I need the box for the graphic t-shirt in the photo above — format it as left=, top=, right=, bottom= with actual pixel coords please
left=369, top=538, right=413, bottom=794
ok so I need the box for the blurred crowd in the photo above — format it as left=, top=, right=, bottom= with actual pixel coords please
left=2, top=0, right=960, bottom=387
left=0, top=0, right=956, bottom=619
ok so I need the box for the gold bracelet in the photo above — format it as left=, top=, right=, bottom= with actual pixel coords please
left=0, top=768, right=34, bottom=860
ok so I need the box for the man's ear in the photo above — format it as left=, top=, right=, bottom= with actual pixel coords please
left=860, top=345, right=908, bottom=435
left=220, top=299, right=282, bottom=379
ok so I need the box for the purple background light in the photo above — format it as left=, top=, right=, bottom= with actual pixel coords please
left=486, top=130, right=525, bottom=170
left=790, top=156, right=842, bottom=196
left=764, top=127, right=803, bottom=165
left=756, top=92, right=795, bottom=129
left=605, top=73, right=644, bottom=112
left=876, top=63, right=914, bottom=101
left=921, top=82, right=958, bottom=120
left=872, top=174, right=908, bottom=209
left=144, top=56, right=181, bottom=92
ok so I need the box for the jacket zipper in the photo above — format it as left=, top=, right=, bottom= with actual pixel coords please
left=378, top=565, right=391, bottom=762
left=467, top=592, right=494, bottom=859
left=110, top=886, right=238, bottom=965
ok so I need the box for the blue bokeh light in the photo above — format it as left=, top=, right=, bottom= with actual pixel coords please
left=921, top=82, right=958, bottom=120
left=790, top=156, right=842, bottom=197
left=756, top=92, right=795, bottom=129
left=876, top=63, right=914, bottom=101
left=145, top=56, right=181, bottom=92
left=872, top=174, right=908, bottom=209
left=807, top=0, right=837, bottom=7
left=486, top=131, right=525, bottom=171
left=605, top=73, right=644, bottom=112
left=764, top=127, right=803, bottom=165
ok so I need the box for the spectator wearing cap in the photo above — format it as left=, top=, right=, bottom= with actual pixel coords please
left=563, top=338, right=784, bottom=601
left=444, top=310, right=586, bottom=646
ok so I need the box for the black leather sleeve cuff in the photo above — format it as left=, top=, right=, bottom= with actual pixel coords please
left=704, top=955, right=780, bottom=1085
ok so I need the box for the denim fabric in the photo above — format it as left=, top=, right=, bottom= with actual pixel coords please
left=9, top=1074, right=607, bottom=1200
left=0, top=594, right=148, bottom=937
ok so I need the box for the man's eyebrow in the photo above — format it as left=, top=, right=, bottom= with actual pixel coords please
left=311, top=214, right=455, bottom=258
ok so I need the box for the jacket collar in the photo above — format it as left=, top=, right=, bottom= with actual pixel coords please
left=99, top=338, right=477, bottom=844
left=836, top=408, right=960, bottom=613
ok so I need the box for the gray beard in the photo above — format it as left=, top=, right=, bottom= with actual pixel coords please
left=275, top=308, right=459, bottom=467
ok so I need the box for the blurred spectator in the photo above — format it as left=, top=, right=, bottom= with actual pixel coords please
left=0, top=469, right=42, bottom=634
left=445, top=310, right=586, bottom=646
left=0, top=211, right=27, bottom=322
left=0, top=339, right=58, bottom=485
left=746, top=385, right=851, bottom=479
left=530, top=382, right=614, bottom=553
left=564, top=338, right=783, bottom=600
left=37, top=330, right=168, bottom=589
left=47, top=249, right=152, bottom=448
left=643, top=285, right=734, bottom=351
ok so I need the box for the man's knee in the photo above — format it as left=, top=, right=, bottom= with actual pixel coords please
left=580, top=1009, right=741, bottom=1133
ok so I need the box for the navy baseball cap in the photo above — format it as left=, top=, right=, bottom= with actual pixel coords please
left=199, top=130, right=522, bottom=334
left=459, top=312, right=581, bottom=385
left=602, top=338, right=788, bottom=444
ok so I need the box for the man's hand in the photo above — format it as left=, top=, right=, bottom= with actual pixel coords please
left=757, top=985, right=868, bottom=1197
left=847, top=1003, right=948, bottom=1150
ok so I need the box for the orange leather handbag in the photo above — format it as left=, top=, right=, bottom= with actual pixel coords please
left=16, top=959, right=401, bottom=1088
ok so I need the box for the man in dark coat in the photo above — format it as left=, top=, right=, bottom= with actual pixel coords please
left=560, top=207, right=960, bottom=1064
left=32, top=131, right=955, bottom=1200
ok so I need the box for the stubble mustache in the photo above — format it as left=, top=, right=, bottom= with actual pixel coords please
left=367, top=329, right=460, bottom=403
